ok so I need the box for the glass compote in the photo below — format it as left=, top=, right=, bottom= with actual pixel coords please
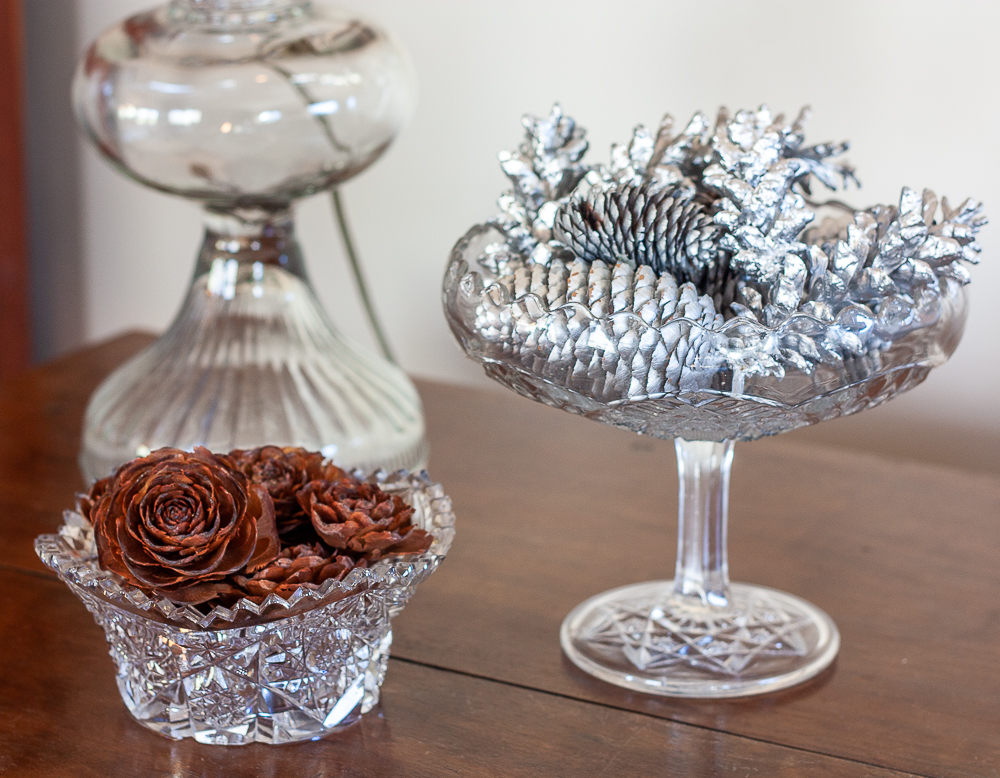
left=445, top=223, right=968, bottom=697
left=442, top=102, right=986, bottom=697
left=74, top=0, right=424, bottom=482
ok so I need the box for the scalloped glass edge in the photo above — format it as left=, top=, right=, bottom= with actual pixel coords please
left=443, top=223, right=968, bottom=408
left=35, top=469, right=455, bottom=630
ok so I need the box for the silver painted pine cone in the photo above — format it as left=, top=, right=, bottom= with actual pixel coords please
left=454, top=104, right=986, bottom=402
left=552, top=183, right=732, bottom=303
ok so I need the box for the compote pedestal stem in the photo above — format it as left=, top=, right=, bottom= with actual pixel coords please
left=674, top=439, right=734, bottom=608
left=560, top=437, right=839, bottom=697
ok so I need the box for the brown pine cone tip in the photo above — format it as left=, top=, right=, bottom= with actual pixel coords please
left=82, top=447, right=432, bottom=608
left=75, top=475, right=111, bottom=524
left=228, top=446, right=348, bottom=535
left=233, top=542, right=364, bottom=602
left=298, top=480, right=433, bottom=562
left=90, top=447, right=280, bottom=605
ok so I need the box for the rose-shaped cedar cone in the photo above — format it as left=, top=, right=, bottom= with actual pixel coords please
left=228, top=446, right=347, bottom=536
left=232, top=542, right=363, bottom=602
left=76, top=475, right=111, bottom=524
left=91, top=447, right=280, bottom=604
left=298, top=481, right=433, bottom=561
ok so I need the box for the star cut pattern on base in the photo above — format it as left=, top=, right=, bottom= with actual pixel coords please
left=578, top=590, right=814, bottom=677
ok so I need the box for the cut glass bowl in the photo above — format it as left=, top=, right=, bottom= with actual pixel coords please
left=444, top=222, right=968, bottom=697
left=35, top=471, right=454, bottom=744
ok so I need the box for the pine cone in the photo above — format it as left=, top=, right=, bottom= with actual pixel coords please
left=75, top=476, right=111, bottom=524
left=232, top=542, right=361, bottom=603
left=476, top=254, right=725, bottom=399
left=462, top=104, right=988, bottom=392
left=298, top=480, right=433, bottom=562
left=553, top=183, right=731, bottom=299
left=228, top=446, right=348, bottom=538
left=90, top=447, right=280, bottom=605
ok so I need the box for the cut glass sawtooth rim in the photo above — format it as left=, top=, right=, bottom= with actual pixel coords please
left=35, top=470, right=454, bottom=744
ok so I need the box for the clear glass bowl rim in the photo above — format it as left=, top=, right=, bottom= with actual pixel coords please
left=447, top=224, right=966, bottom=347
left=35, top=469, right=454, bottom=631
left=444, top=223, right=969, bottom=407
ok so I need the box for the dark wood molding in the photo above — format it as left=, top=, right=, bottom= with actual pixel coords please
left=0, top=0, right=30, bottom=377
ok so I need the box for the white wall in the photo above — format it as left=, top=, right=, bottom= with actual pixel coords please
left=27, top=0, right=1000, bottom=436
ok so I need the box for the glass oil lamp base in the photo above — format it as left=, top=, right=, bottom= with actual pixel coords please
left=79, top=208, right=426, bottom=482
left=72, top=0, right=422, bottom=482
left=561, top=581, right=839, bottom=698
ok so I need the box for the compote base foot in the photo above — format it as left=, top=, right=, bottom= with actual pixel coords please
left=561, top=580, right=839, bottom=698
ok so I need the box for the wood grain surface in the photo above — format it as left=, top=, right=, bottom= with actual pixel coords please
left=1, top=333, right=995, bottom=777
left=0, top=568, right=925, bottom=778
left=399, top=381, right=1000, bottom=778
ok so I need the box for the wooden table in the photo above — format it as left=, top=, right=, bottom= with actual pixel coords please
left=1, top=334, right=997, bottom=777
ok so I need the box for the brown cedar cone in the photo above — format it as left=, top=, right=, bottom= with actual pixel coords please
left=90, top=447, right=279, bottom=605
left=227, top=446, right=348, bottom=538
left=76, top=476, right=111, bottom=524
left=297, top=480, right=433, bottom=562
left=232, top=542, right=362, bottom=602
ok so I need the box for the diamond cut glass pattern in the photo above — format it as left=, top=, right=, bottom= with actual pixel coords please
left=37, top=472, right=454, bottom=744
left=76, top=589, right=390, bottom=744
